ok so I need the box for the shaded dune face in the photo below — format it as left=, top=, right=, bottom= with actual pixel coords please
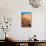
left=21, top=14, right=32, bottom=27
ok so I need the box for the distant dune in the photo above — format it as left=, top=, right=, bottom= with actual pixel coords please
left=21, top=14, right=32, bottom=27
